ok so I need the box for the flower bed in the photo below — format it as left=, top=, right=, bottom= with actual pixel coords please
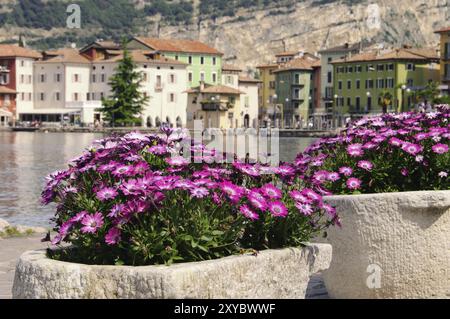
left=42, top=128, right=338, bottom=266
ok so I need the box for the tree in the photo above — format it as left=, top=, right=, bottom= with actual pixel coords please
left=416, top=81, right=440, bottom=104
left=378, top=91, right=393, bottom=114
left=99, top=45, right=148, bottom=126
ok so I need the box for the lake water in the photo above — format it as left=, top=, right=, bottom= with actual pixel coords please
left=0, top=131, right=315, bottom=227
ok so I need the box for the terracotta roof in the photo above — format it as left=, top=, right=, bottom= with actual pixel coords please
left=40, top=48, right=91, bottom=64
left=0, top=45, right=41, bottom=59
left=222, top=64, right=242, bottom=72
left=238, top=76, right=261, bottom=83
left=434, top=27, right=450, bottom=33
left=133, top=37, right=223, bottom=55
left=79, top=41, right=120, bottom=53
left=101, top=50, right=187, bottom=66
left=332, top=47, right=439, bottom=64
left=275, top=51, right=297, bottom=57
left=256, top=63, right=279, bottom=69
left=186, top=84, right=243, bottom=95
left=311, top=60, right=321, bottom=68
left=272, top=56, right=319, bottom=73
left=318, top=43, right=361, bottom=54
left=0, top=86, right=16, bottom=94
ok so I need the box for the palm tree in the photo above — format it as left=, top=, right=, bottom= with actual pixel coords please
left=378, top=91, right=393, bottom=114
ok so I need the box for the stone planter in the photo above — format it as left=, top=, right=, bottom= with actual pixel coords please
left=323, top=190, right=450, bottom=299
left=13, top=243, right=331, bottom=299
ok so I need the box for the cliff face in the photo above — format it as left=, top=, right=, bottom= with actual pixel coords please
left=152, top=0, right=449, bottom=69
left=1, top=0, right=449, bottom=69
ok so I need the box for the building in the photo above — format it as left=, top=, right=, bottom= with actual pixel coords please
left=272, top=54, right=320, bottom=128
left=434, top=27, right=450, bottom=95
left=332, top=47, right=440, bottom=123
left=128, top=37, right=223, bottom=88
left=256, top=63, right=278, bottom=117
left=0, top=44, right=41, bottom=125
left=317, top=43, right=361, bottom=120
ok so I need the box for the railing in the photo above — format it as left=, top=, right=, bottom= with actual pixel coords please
left=66, top=101, right=102, bottom=109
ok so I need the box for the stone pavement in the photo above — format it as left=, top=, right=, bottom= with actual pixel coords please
left=0, top=235, right=329, bottom=299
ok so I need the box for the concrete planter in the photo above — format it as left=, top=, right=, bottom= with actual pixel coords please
left=323, top=190, right=450, bottom=299
left=13, top=243, right=331, bottom=299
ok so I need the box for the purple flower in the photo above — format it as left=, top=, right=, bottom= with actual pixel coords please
left=133, top=161, right=150, bottom=175
left=96, top=187, right=118, bottom=201
left=346, top=178, right=362, bottom=190
left=105, top=228, right=121, bottom=245
left=166, top=156, right=189, bottom=166
left=276, top=165, right=296, bottom=176
left=295, top=202, right=313, bottom=216
left=219, top=181, right=244, bottom=202
left=357, top=160, right=373, bottom=171
left=268, top=201, right=288, bottom=218
left=389, top=137, right=403, bottom=147
left=431, top=143, right=448, bottom=154
left=112, top=165, right=134, bottom=177
left=327, top=172, right=341, bottom=182
left=70, top=211, right=88, bottom=223
left=260, top=183, right=282, bottom=200
left=301, top=188, right=321, bottom=202
left=401, top=168, right=409, bottom=176
left=247, top=190, right=267, bottom=210
left=289, top=190, right=311, bottom=203
left=320, top=203, right=336, bottom=218
left=148, top=145, right=167, bottom=155
left=312, top=170, right=329, bottom=184
left=401, top=143, right=423, bottom=156
left=339, top=166, right=353, bottom=177
left=239, top=205, right=259, bottom=221
left=108, top=204, right=125, bottom=218
left=347, top=144, right=364, bottom=157
left=438, top=171, right=448, bottom=178
left=81, top=212, right=104, bottom=234
left=190, top=187, right=209, bottom=198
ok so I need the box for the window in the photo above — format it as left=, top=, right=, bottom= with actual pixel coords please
left=327, top=71, right=332, bottom=83
left=28, top=75, right=32, bottom=84
left=356, top=79, right=361, bottom=89
left=200, top=57, right=204, bottom=65
left=213, top=57, right=216, bottom=65
left=269, top=81, right=275, bottom=89
left=73, top=93, right=79, bottom=101
left=0, top=73, right=9, bottom=85
left=143, top=73, right=148, bottom=82
left=20, top=60, right=25, bottom=67
left=188, top=56, right=192, bottom=64
left=200, top=72, right=205, bottom=82
left=356, top=65, right=362, bottom=73
left=387, top=63, right=394, bottom=71
left=386, top=78, right=394, bottom=88
left=73, top=74, right=80, bottom=82
left=407, top=79, right=413, bottom=86
left=376, top=78, right=384, bottom=89
left=86, top=93, right=90, bottom=101
left=406, top=63, right=415, bottom=71
left=92, top=74, right=96, bottom=83
left=347, top=97, right=351, bottom=106
left=169, top=73, right=175, bottom=84
left=348, top=66, right=353, bottom=73
left=101, top=74, right=106, bottom=82
left=100, top=92, right=104, bottom=99
left=188, top=72, right=193, bottom=82
left=377, top=64, right=385, bottom=71
left=20, top=74, right=24, bottom=83
left=212, top=72, right=217, bottom=83
left=55, top=92, right=61, bottom=101
left=327, top=57, right=332, bottom=63
left=169, top=93, right=175, bottom=102
left=355, top=97, right=361, bottom=111
left=156, top=75, right=162, bottom=87
left=294, top=73, right=300, bottom=84
left=347, top=80, right=352, bottom=89
left=226, top=75, right=234, bottom=85
left=175, top=55, right=178, bottom=60
left=338, top=81, right=342, bottom=90
left=365, top=79, right=374, bottom=89
left=40, top=74, right=46, bottom=83
left=39, top=93, right=45, bottom=101
left=367, top=64, right=374, bottom=72
left=55, top=73, right=61, bottom=82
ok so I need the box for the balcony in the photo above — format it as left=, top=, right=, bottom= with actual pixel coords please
left=201, top=101, right=232, bottom=111
left=66, top=101, right=102, bottom=109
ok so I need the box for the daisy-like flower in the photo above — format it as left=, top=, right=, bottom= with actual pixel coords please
left=295, top=202, right=313, bottom=216
left=301, top=188, right=321, bottom=202
left=247, top=190, right=267, bottom=210
left=346, top=177, right=362, bottom=190
left=320, top=203, right=336, bottom=218
left=148, top=145, right=167, bottom=155
left=133, top=161, right=149, bottom=175
left=389, top=137, right=403, bottom=147
left=346, top=143, right=364, bottom=157
left=108, top=204, right=125, bottom=218
left=219, top=181, right=244, bottom=202
left=357, top=160, right=373, bottom=171
left=401, top=168, right=409, bottom=176
left=190, top=187, right=209, bottom=198
left=431, top=143, right=448, bottom=154
left=166, top=156, right=189, bottom=166
left=276, top=165, right=296, bottom=176
left=415, top=155, right=424, bottom=163
left=289, top=190, right=311, bottom=203
left=96, top=187, right=118, bottom=201
left=339, top=166, right=353, bottom=177
left=239, top=205, right=259, bottom=221
left=81, top=212, right=104, bottom=234
left=260, top=183, right=282, bottom=199
left=105, top=228, right=121, bottom=245
left=312, top=170, right=329, bottom=184
left=438, top=171, right=448, bottom=178
left=268, top=201, right=288, bottom=218
left=112, top=165, right=134, bottom=177
left=401, top=142, right=423, bottom=156
left=327, top=172, right=341, bottom=182
left=70, top=211, right=88, bottom=223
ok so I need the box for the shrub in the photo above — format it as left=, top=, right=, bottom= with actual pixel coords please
left=295, top=106, right=450, bottom=194
left=43, top=128, right=337, bottom=266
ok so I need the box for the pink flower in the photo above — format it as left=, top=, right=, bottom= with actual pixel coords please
left=438, top=171, right=448, bottom=178
left=112, top=165, right=134, bottom=177
left=248, top=191, right=267, bottom=210
left=327, top=172, right=341, bottom=182
left=295, top=202, right=313, bottom=216
left=105, top=228, right=121, bottom=245
left=166, top=156, right=189, bottom=166
left=239, top=205, right=259, bottom=220
left=301, top=188, right=321, bottom=202
left=401, top=143, right=423, bottom=156
left=289, top=190, right=311, bottom=203
left=219, top=181, right=244, bottom=202
left=69, top=211, right=88, bottom=223
left=431, top=143, right=448, bottom=154
left=261, top=183, right=282, bottom=200
left=96, top=187, right=118, bottom=201
left=268, top=201, right=288, bottom=218
left=320, top=203, right=336, bottom=218
left=401, top=168, right=409, bottom=176
left=81, top=212, right=104, bottom=234
left=389, top=137, right=404, bottom=147
left=347, top=144, right=364, bottom=157
left=339, top=166, right=353, bottom=177
left=357, top=160, right=373, bottom=171
left=346, top=178, right=362, bottom=190
left=190, top=187, right=209, bottom=198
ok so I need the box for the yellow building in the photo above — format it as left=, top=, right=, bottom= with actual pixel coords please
left=186, top=82, right=243, bottom=129
left=435, top=27, right=450, bottom=94
left=256, top=64, right=278, bottom=118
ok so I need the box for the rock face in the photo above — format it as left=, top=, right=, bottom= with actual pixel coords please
left=0, top=218, right=10, bottom=232
left=323, top=190, right=450, bottom=299
left=12, top=243, right=332, bottom=299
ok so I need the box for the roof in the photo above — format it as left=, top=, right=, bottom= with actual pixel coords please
left=275, top=51, right=297, bottom=57
left=186, top=84, right=243, bottom=95
left=101, top=50, right=187, bottom=66
left=40, top=48, right=91, bottom=64
left=222, top=63, right=242, bottom=72
left=272, top=56, right=319, bottom=73
left=132, top=37, right=223, bottom=55
left=318, top=43, right=361, bottom=54
left=434, top=27, right=450, bottom=33
left=238, top=76, right=261, bottom=83
left=256, top=63, right=278, bottom=69
left=0, top=86, right=16, bottom=94
left=80, top=40, right=120, bottom=52
left=331, top=47, right=439, bottom=64
left=311, top=60, right=321, bottom=68
left=0, top=45, right=41, bottom=59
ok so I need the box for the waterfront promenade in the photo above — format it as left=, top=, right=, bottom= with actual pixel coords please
left=0, top=234, right=329, bottom=299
